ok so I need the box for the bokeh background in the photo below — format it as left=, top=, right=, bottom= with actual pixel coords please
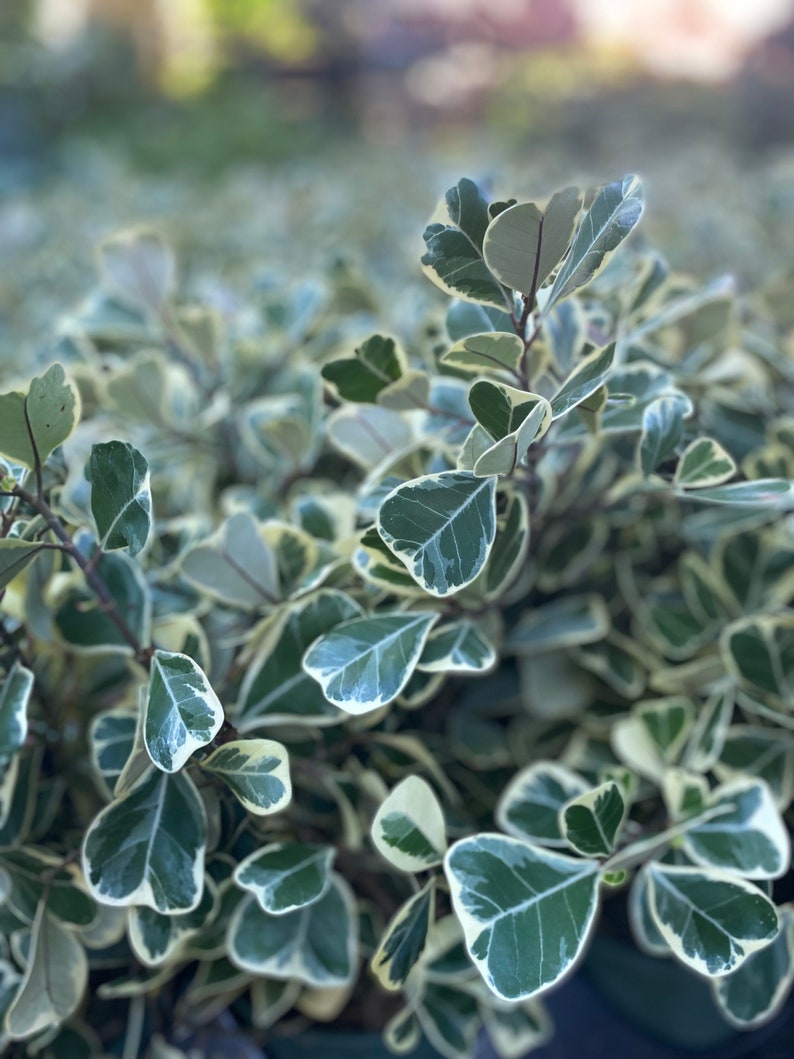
left=2, top=0, right=794, bottom=366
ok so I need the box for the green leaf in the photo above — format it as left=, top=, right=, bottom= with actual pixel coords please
left=714, top=727, right=794, bottom=809
left=442, top=332, right=524, bottom=376
left=639, top=395, right=689, bottom=475
left=418, top=620, right=496, bottom=674
left=99, top=228, right=175, bottom=315
left=377, top=471, right=497, bottom=597
left=228, top=875, right=357, bottom=986
left=505, top=594, right=609, bottom=654
left=234, top=843, right=334, bottom=915
left=683, top=688, right=734, bottom=773
left=144, top=650, right=223, bottom=774
left=303, top=611, right=437, bottom=715
left=82, top=767, right=206, bottom=913
left=5, top=904, right=87, bottom=1040
left=200, top=738, right=291, bottom=816
left=482, top=188, right=582, bottom=296
left=0, top=848, right=97, bottom=927
left=128, top=877, right=216, bottom=967
left=481, top=998, right=552, bottom=1059
left=0, top=540, right=48, bottom=593
left=496, top=762, right=589, bottom=847
left=325, top=405, right=414, bottom=471
left=372, top=882, right=435, bottom=991
left=372, top=775, right=447, bottom=872
left=545, top=175, right=643, bottom=309
left=712, top=906, right=794, bottom=1028
left=560, top=781, right=626, bottom=857
left=645, top=863, right=779, bottom=976
left=476, top=490, right=530, bottom=600
left=180, top=512, right=279, bottom=609
left=89, top=441, right=151, bottom=556
left=550, top=343, right=615, bottom=419
left=416, top=982, right=480, bottom=1059
left=683, top=780, right=790, bottom=879
left=683, top=479, right=794, bottom=507
left=445, top=177, right=491, bottom=250
left=469, top=381, right=538, bottom=441
left=0, top=664, right=32, bottom=763
left=722, top=615, right=794, bottom=704
left=54, top=550, right=151, bottom=655
left=236, top=590, right=363, bottom=731
left=0, top=364, right=81, bottom=471
left=422, top=224, right=507, bottom=309
left=445, top=834, right=600, bottom=1000
left=675, top=438, right=737, bottom=489
left=321, top=334, right=405, bottom=403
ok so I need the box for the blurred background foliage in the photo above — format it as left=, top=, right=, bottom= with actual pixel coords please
left=2, top=0, right=794, bottom=368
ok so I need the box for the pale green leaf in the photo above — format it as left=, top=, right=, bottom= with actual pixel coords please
left=5, top=904, right=87, bottom=1040
left=82, top=767, right=206, bottom=913
left=683, top=479, right=794, bottom=507
left=200, top=738, right=291, bottom=815
left=303, top=612, right=437, bottom=715
left=99, top=228, right=175, bottom=315
left=545, top=175, right=643, bottom=309
left=0, top=540, right=48, bottom=593
left=675, top=438, right=737, bottom=489
left=234, top=843, right=334, bottom=915
left=441, top=332, right=524, bottom=375
left=180, top=512, right=279, bottom=609
left=445, top=834, right=600, bottom=1000
left=372, top=775, right=447, bottom=872
left=144, top=650, right=223, bottom=774
left=0, top=364, right=81, bottom=471
left=128, top=877, right=216, bottom=967
left=89, top=441, right=151, bottom=556
left=473, top=397, right=552, bottom=477
left=377, top=471, right=497, bottom=597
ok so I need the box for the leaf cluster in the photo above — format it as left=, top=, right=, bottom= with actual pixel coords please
left=0, top=177, right=793, bottom=1058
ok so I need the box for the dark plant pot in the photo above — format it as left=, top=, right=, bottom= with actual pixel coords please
left=264, top=1028, right=444, bottom=1059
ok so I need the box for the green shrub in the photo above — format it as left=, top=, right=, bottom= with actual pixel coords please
left=0, top=172, right=793, bottom=1057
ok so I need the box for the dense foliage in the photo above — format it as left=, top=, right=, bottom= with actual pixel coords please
left=0, top=171, right=793, bottom=1058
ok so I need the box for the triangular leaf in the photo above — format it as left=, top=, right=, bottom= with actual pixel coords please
left=234, top=843, right=334, bottom=915
left=683, top=780, right=790, bottom=879
left=377, top=471, right=497, bottom=597
left=82, top=767, right=206, bottom=913
left=89, top=441, right=151, bottom=556
left=496, top=762, right=589, bottom=847
left=560, top=781, right=627, bottom=857
left=303, top=611, right=437, bottom=715
left=445, top=834, right=600, bottom=1000
left=200, top=738, right=291, bottom=816
left=645, top=863, right=779, bottom=976
left=545, top=175, right=643, bottom=309
left=675, top=438, right=737, bottom=489
left=144, top=650, right=223, bottom=774
left=228, top=875, right=357, bottom=987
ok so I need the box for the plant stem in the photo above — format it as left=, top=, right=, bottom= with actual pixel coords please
left=12, top=485, right=152, bottom=666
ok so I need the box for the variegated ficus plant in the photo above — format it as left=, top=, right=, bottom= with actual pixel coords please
left=0, top=173, right=793, bottom=1059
